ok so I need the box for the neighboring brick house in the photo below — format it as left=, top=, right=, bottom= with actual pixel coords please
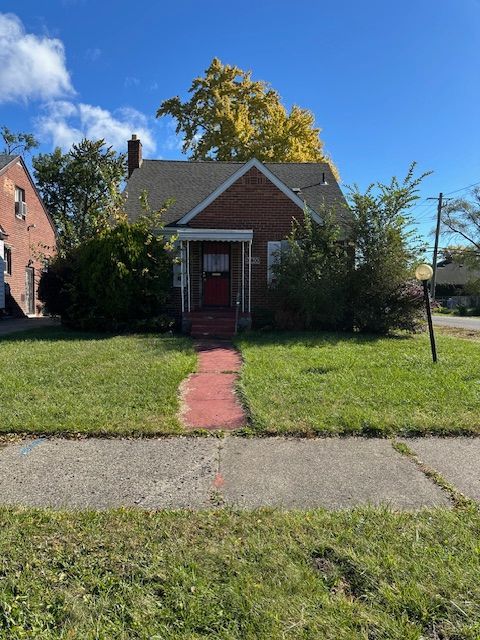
left=0, top=154, right=56, bottom=316
left=124, top=135, right=348, bottom=336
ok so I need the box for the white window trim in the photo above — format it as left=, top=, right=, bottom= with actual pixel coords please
left=172, top=241, right=185, bottom=288
left=0, top=240, right=10, bottom=276
left=15, top=186, right=26, bottom=219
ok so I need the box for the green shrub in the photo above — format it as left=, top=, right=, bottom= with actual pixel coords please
left=347, top=164, right=427, bottom=334
left=39, top=218, right=175, bottom=331
left=271, top=165, right=428, bottom=335
left=271, top=211, right=352, bottom=331
left=353, top=279, right=424, bottom=334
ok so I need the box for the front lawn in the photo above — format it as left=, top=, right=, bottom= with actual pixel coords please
left=0, top=507, right=479, bottom=638
left=235, top=331, right=480, bottom=436
left=0, top=328, right=196, bottom=435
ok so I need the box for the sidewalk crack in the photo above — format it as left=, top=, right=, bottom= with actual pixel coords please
left=210, top=438, right=226, bottom=507
left=391, top=439, right=475, bottom=509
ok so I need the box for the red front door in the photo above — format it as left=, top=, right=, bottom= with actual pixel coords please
left=203, top=242, right=230, bottom=306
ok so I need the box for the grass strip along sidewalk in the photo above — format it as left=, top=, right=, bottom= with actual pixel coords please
left=0, top=507, right=479, bottom=639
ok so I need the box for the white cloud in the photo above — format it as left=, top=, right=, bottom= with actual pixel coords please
left=1, top=12, right=157, bottom=156
left=0, top=13, right=74, bottom=103
left=37, top=101, right=156, bottom=154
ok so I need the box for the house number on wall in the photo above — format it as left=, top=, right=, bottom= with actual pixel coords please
left=248, top=256, right=260, bottom=265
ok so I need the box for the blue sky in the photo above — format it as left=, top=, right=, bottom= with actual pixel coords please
left=1, top=0, right=479, bottom=250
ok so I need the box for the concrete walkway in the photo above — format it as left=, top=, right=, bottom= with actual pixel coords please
left=433, top=314, right=480, bottom=330
left=0, top=317, right=59, bottom=336
left=181, top=341, right=246, bottom=430
left=0, top=436, right=466, bottom=510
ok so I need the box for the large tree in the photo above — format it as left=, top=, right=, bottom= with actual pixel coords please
left=33, top=139, right=126, bottom=253
left=442, top=187, right=480, bottom=253
left=1, top=126, right=39, bottom=155
left=441, top=188, right=480, bottom=292
left=157, top=58, right=336, bottom=173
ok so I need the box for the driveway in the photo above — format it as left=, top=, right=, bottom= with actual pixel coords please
left=433, top=314, right=480, bottom=330
left=0, top=317, right=59, bottom=336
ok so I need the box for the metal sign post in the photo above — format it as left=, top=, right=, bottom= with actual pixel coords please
left=415, top=264, right=437, bottom=364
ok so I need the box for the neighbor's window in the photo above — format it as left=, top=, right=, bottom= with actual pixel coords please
left=14, top=187, right=26, bottom=219
left=3, top=245, right=12, bottom=276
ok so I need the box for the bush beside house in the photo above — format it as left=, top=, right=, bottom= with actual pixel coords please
left=271, top=210, right=352, bottom=331
left=272, top=165, right=428, bottom=335
left=39, top=217, right=175, bottom=332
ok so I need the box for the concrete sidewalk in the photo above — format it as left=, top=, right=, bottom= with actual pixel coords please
left=0, top=436, right=459, bottom=510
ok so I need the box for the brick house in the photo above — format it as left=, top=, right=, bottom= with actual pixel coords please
left=124, top=135, right=348, bottom=336
left=0, top=154, right=56, bottom=316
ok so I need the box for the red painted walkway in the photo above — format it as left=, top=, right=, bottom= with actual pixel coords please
left=181, top=340, right=246, bottom=430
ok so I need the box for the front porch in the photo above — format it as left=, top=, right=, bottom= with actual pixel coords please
left=171, top=228, right=254, bottom=336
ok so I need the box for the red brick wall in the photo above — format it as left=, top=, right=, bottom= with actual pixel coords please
left=0, top=160, right=56, bottom=316
left=187, top=166, right=303, bottom=313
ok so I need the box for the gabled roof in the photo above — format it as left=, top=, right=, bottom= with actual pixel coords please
left=436, top=260, right=480, bottom=286
left=0, top=154, right=18, bottom=173
left=0, top=154, right=56, bottom=236
left=125, top=158, right=348, bottom=227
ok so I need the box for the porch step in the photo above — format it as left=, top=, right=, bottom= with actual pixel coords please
left=188, top=313, right=236, bottom=320
left=187, top=310, right=237, bottom=338
left=190, top=323, right=236, bottom=338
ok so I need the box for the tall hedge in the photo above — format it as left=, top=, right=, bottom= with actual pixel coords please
left=39, top=219, right=174, bottom=331
left=271, top=211, right=352, bottom=330
left=271, top=165, right=428, bottom=335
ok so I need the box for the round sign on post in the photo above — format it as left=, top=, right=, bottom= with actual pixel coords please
left=415, top=264, right=434, bottom=282
left=415, top=263, right=437, bottom=362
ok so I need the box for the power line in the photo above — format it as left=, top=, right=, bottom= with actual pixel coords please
left=415, top=211, right=437, bottom=222
left=411, top=205, right=438, bottom=223
left=444, top=180, right=480, bottom=196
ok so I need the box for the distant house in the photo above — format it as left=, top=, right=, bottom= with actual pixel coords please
left=124, top=135, right=348, bottom=336
left=0, top=155, right=56, bottom=317
left=436, top=258, right=480, bottom=292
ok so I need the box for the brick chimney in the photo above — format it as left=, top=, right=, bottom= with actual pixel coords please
left=127, top=134, right=142, bottom=177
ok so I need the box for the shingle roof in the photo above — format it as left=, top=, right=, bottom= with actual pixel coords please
left=124, top=159, right=348, bottom=227
left=0, top=154, right=17, bottom=172
left=436, top=260, right=480, bottom=286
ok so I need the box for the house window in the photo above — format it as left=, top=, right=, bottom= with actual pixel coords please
left=3, top=246, right=12, bottom=275
left=14, top=187, right=26, bottom=219
left=172, top=243, right=185, bottom=287
left=267, top=240, right=289, bottom=284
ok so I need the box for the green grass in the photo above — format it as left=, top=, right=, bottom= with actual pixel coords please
left=0, top=507, right=479, bottom=638
left=235, top=331, right=480, bottom=436
left=0, top=328, right=196, bottom=435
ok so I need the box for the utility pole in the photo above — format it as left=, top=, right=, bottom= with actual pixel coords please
left=427, top=192, right=443, bottom=300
